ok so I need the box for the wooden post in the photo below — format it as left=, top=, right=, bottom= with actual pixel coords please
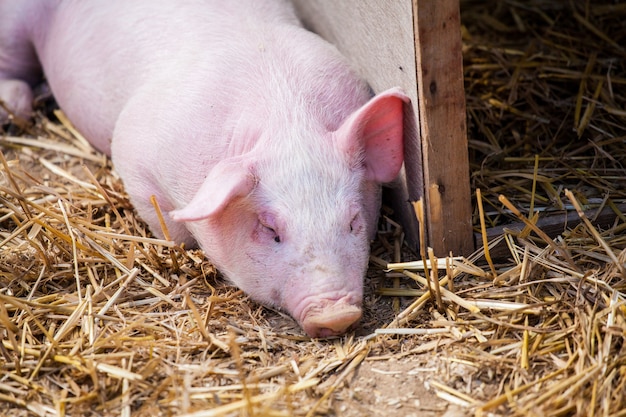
left=413, top=0, right=474, bottom=256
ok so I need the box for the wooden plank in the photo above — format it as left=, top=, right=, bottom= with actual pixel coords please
left=477, top=204, right=626, bottom=260
left=291, top=0, right=474, bottom=256
left=413, top=0, right=474, bottom=256
left=291, top=0, right=422, bottom=248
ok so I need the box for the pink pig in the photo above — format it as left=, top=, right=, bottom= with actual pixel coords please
left=0, top=0, right=409, bottom=337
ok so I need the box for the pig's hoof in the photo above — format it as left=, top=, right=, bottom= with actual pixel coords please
left=0, top=79, right=33, bottom=122
left=301, top=305, right=362, bottom=338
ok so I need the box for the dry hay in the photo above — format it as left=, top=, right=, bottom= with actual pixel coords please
left=1, top=0, right=626, bottom=416
left=463, top=0, right=626, bottom=415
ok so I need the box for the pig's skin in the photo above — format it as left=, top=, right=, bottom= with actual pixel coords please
left=0, top=0, right=409, bottom=337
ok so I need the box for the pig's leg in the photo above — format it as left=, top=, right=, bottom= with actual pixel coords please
left=0, top=2, right=43, bottom=121
left=0, top=80, right=33, bottom=122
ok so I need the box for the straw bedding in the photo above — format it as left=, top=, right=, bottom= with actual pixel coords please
left=1, top=0, right=625, bottom=416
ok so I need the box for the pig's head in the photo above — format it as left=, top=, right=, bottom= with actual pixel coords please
left=170, top=88, right=408, bottom=337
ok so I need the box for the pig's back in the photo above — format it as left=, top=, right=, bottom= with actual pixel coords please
left=35, top=0, right=301, bottom=155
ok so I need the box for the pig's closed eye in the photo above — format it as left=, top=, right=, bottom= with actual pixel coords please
left=267, top=227, right=281, bottom=243
left=259, top=215, right=281, bottom=243
left=350, top=213, right=363, bottom=234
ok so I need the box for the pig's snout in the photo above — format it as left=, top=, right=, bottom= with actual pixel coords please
left=284, top=273, right=365, bottom=338
left=299, top=301, right=362, bottom=338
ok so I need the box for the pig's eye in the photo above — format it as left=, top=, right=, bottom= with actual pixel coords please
left=350, top=213, right=363, bottom=234
left=264, top=226, right=280, bottom=243
left=259, top=214, right=281, bottom=243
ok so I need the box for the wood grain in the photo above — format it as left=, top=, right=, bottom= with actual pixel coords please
left=413, top=0, right=474, bottom=256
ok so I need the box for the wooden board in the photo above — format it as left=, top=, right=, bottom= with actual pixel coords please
left=413, top=0, right=474, bottom=256
left=478, top=204, right=626, bottom=261
left=291, top=0, right=473, bottom=256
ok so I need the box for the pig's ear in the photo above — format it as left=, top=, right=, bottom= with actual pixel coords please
left=335, top=87, right=409, bottom=183
left=169, top=159, right=256, bottom=221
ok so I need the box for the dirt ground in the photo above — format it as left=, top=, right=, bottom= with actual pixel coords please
left=333, top=360, right=451, bottom=417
